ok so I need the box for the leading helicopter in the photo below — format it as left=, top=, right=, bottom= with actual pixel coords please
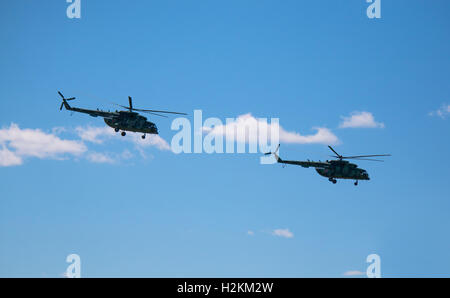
left=265, top=145, right=391, bottom=185
left=58, top=91, right=186, bottom=139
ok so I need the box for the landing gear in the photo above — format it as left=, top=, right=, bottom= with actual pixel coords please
left=142, top=134, right=146, bottom=139
left=114, top=128, right=120, bottom=132
left=329, top=178, right=337, bottom=184
left=121, top=131, right=126, bottom=136
left=354, top=181, right=358, bottom=186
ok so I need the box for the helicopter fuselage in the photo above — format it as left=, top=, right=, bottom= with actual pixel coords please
left=60, top=99, right=158, bottom=135
left=58, top=91, right=187, bottom=137
left=104, top=111, right=158, bottom=134
left=267, top=144, right=389, bottom=185
left=315, top=160, right=370, bottom=180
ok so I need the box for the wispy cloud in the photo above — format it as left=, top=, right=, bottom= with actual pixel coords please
left=343, top=270, right=365, bottom=277
left=0, top=145, right=23, bottom=167
left=0, top=123, right=86, bottom=167
left=271, top=228, right=294, bottom=238
left=202, top=113, right=339, bottom=145
left=86, top=150, right=134, bottom=164
left=0, top=123, right=168, bottom=167
left=86, top=152, right=116, bottom=164
left=75, top=125, right=170, bottom=150
left=429, top=104, right=450, bottom=119
left=128, top=133, right=171, bottom=151
left=339, top=111, right=385, bottom=129
left=75, top=126, right=114, bottom=144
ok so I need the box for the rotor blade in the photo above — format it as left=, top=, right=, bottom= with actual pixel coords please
left=60, top=102, right=64, bottom=110
left=132, top=108, right=187, bottom=115
left=142, top=111, right=168, bottom=118
left=328, top=146, right=342, bottom=158
left=128, top=96, right=133, bottom=110
left=113, top=103, right=187, bottom=115
left=343, top=154, right=391, bottom=159
left=58, top=91, right=75, bottom=101
left=117, top=104, right=139, bottom=111
left=264, top=144, right=280, bottom=155
left=351, top=158, right=385, bottom=162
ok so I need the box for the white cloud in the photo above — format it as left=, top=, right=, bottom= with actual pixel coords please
left=0, top=145, right=23, bottom=167
left=75, top=126, right=114, bottom=144
left=129, top=133, right=171, bottom=151
left=0, top=123, right=86, bottom=167
left=343, top=270, right=365, bottom=276
left=0, top=123, right=168, bottom=167
left=202, top=113, right=339, bottom=145
left=51, top=126, right=67, bottom=135
left=271, top=228, right=294, bottom=239
left=86, top=152, right=115, bottom=164
left=121, top=149, right=133, bottom=160
left=280, top=127, right=338, bottom=144
left=75, top=125, right=170, bottom=150
left=339, top=111, right=385, bottom=129
left=247, top=230, right=255, bottom=236
left=429, top=104, right=450, bottom=119
left=86, top=150, right=134, bottom=164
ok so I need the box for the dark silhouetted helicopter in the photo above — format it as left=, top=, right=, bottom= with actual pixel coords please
left=265, top=145, right=391, bottom=185
left=58, top=91, right=186, bottom=139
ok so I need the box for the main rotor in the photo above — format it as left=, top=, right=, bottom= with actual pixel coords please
left=116, top=96, right=187, bottom=118
left=328, top=146, right=391, bottom=162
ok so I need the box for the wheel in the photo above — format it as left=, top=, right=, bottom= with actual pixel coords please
left=121, top=131, right=126, bottom=136
left=142, top=134, right=146, bottom=139
left=354, top=181, right=358, bottom=186
left=332, top=179, right=337, bottom=184
left=114, top=128, right=120, bottom=132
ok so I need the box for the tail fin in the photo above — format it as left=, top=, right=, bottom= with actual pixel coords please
left=58, top=91, right=75, bottom=110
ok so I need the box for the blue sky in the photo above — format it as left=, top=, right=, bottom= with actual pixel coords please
left=1, top=0, right=449, bottom=277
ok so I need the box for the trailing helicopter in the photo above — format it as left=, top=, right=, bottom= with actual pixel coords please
left=58, top=91, right=186, bottom=139
left=265, top=145, right=391, bottom=185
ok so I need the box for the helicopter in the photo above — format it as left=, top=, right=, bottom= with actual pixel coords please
left=265, top=144, right=391, bottom=185
left=58, top=91, right=186, bottom=139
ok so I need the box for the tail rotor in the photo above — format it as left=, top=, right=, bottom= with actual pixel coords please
left=264, top=144, right=281, bottom=163
left=58, top=91, right=75, bottom=110
left=264, top=144, right=280, bottom=156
